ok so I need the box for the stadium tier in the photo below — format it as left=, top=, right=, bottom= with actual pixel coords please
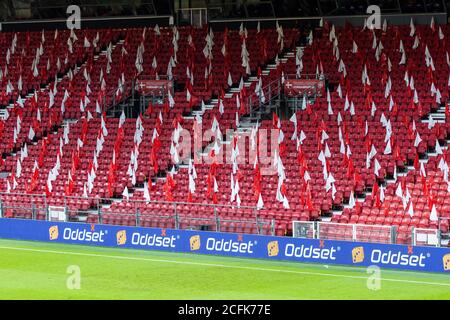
left=0, top=20, right=449, bottom=245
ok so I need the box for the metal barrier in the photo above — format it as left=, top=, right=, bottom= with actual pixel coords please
left=293, top=220, right=445, bottom=246
left=0, top=192, right=275, bottom=236
left=318, top=222, right=395, bottom=244
left=412, top=228, right=441, bottom=247
left=246, top=77, right=282, bottom=116
left=99, top=78, right=135, bottom=117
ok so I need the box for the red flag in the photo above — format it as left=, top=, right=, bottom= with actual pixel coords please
left=272, top=112, right=280, bottom=129
left=372, top=182, right=379, bottom=198
left=45, top=183, right=52, bottom=198
left=253, top=163, right=261, bottom=199
left=413, top=152, right=420, bottom=170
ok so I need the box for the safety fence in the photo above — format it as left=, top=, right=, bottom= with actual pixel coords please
left=0, top=192, right=275, bottom=236
left=293, top=221, right=444, bottom=247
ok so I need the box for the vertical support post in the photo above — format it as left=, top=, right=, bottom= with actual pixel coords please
left=411, top=227, right=416, bottom=246
left=43, top=194, right=47, bottom=217
left=437, top=229, right=441, bottom=248
left=391, top=226, right=397, bottom=244
left=352, top=224, right=356, bottom=241
left=438, top=218, right=442, bottom=247
left=313, top=221, right=318, bottom=239
left=0, top=199, right=2, bottom=218
left=214, top=206, right=219, bottom=232
left=98, top=198, right=102, bottom=224
left=136, top=207, right=140, bottom=227
left=271, top=219, right=275, bottom=236
left=32, top=203, right=36, bottom=220
left=317, top=221, right=320, bottom=239
left=255, top=213, right=260, bottom=235
left=174, top=203, right=179, bottom=229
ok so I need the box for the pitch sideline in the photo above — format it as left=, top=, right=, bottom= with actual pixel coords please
left=0, top=244, right=449, bottom=287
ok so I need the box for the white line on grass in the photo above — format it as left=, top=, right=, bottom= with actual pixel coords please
left=0, top=245, right=449, bottom=287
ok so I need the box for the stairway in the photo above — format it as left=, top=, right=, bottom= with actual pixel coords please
left=197, top=49, right=294, bottom=158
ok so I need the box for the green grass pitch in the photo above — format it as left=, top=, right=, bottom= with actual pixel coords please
left=0, top=238, right=449, bottom=300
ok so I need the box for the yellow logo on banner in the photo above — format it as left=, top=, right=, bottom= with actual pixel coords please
left=190, top=235, right=201, bottom=251
left=443, top=254, right=450, bottom=271
left=116, top=230, right=127, bottom=245
left=352, top=247, right=365, bottom=263
left=49, top=226, right=59, bottom=240
left=267, top=241, right=279, bottom=257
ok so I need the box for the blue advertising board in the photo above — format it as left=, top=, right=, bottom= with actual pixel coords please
left=0, top=218, right=449, bottom=273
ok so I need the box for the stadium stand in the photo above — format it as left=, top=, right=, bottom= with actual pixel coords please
left=0, top=17, right=449, bottom=244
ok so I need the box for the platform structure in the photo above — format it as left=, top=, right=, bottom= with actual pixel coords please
left=136, top=76, right=175, bottom=116
left=284, top=74, right=326, bottom=112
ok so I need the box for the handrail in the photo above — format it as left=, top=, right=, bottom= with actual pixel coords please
left=0, top=192, right=258, bottom=210
left=292, top=220, right=445, bottom=247
left=0, top=191, right=272, bottom=235
left=246, top=76, right=282, bottom=115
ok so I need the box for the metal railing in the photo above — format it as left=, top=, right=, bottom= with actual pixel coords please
left=246, top=77, right=282, bottom=116
left=98, top=78, right=135, bottom=118
left=412, top=227, right=441, bottom=247
left=293, top=221, right=445, bottom=247
left=0, top=192, right=275, bottom=236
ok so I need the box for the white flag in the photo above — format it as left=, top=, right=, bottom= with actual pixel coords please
left=436, top=140, right=443, bottom=155
left=384, top=139, right=391, bottom=155
left=257, top=193, right=264, bottom=210
left=28, top=126, right=35, bottom=141
left=119, top=110, right=126, bottom=128
left=414, top=132, right=422, bottom=147
left=430, top=204, right=438, bottom=221
left=374, top=158, right=381, bottom=177
left=395, top=183, right=403, bottom=199
left=408, top=201, right=414, bottom=217
left=101, top=115, right=108, bottom=137
left=144, top=181, right=151, bottom=203
left=348, top=191, right=355, bottom=208
left=122, top=187, right=130, bottom=201
left=16, top=159, right=22, bottom=178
